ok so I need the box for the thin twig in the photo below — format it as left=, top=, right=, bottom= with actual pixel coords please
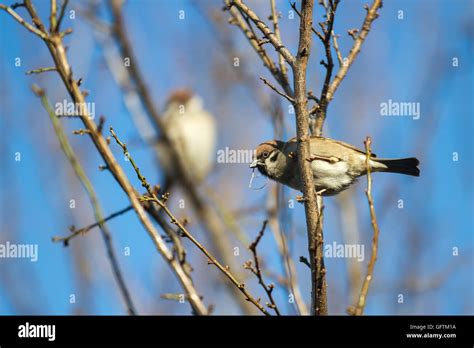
left=228, top=6, right=276, bottom=74
left=326, top=0, right=383, bottom=102
left=26, top=66, right=58, bottom=75
left=57, top=0, right=69, bottom=31
left=299, top=256, right=311, bottom=269
left=30, top=84, right=137, bottom=315
left=52, top=205, right=133, bottom=245
left=229, top=0, right=296, bottom=67
left=289, top=1, right=324, bottom=41
left=270, top=0, right=287, bottom=80
left=331, top=31, right=343, bottom=67
left=311, top=0, right=339, bottom=135
left=307, top=90, right=320, bottom=103
left=10, top=2, right=25, bottom=10
left=0, top=4, right=52, bottom=42
left=259, top=76, right=295, bottom=103
left=245, top=220, right=281, bottom=315
left=50, top=0, right=57, bottom=32
left=348, top=28, right=359, bottom=40
left=109, top=128, right=271, bottom=316
left=226, top=1, right=294, bottom=99
left=352, top=136, right=380, bottom=315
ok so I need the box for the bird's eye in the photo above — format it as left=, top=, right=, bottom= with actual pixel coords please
left=262, top=151, right=269, bottom=158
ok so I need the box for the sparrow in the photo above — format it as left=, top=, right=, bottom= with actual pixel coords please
left=250, top=136, right=420, bottom=196
left=156, top=89, right=217, bottom=188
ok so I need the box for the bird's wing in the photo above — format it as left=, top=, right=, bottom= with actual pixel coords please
left=287, top=136, right=377, bottom=158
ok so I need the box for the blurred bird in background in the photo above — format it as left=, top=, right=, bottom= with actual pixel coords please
left=156, top=89, right=217, bottom=192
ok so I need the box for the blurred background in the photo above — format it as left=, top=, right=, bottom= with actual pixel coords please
left=0, top=0, right=472, bottom=315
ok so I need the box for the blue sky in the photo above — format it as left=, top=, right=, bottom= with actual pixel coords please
left=0, top=0, right=473, bottom=315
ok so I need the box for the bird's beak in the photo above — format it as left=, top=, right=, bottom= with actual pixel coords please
left=249, top=159, right=260, bottom=168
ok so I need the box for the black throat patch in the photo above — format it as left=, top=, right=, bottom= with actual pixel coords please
left=256, top=165, right=268, bottom=177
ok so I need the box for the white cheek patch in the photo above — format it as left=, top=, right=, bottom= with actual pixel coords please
left=264, top=159, right=282, bottom=178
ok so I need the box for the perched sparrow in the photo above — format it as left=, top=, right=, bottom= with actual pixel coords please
left=250, top=137, right=420, bottom=196
left=156, top=89, right=217, bottom=187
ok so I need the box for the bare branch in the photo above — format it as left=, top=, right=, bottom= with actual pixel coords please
left=229, top=0, right=328, bottom=315
left=0, top=4, right=51, bottom=41
left=270, top=0, right=288, bottom=80
left=228, top=5, right=276, bottom=73
left=310, top=0, right=339, bottom=135
left=292, top=0, right=328, bottom=315
left=226, top=1, right=294, bottom=98
left=351, top=136, right=380, bottom=316
left=50, top=0, right=57, bottom=32
left=289, top=1, right=324, bottom=41
left=307, top=90, right=320, bottom=104
left=347, top=28, right=359, bottom=40
left=331, top=31, right=343, bottom=67
left=31, top=84, right=137, bottom=315
left=26, top=66, right=57, bottom=75
left=229, top=0, right=296, bottom=66
left=52, top=206, right=133, bottom=245
left=110, top=128, right=271, bottom=316
left=15, top=3, right=209, bottom=314
left=57, top=0, right=69, bottom=31
left=245, top=220, right=281, bottom=315
left=259, top=76, right=294, bottom=103
left=326, top=0, right=383, bottom=102
left=299, top=256, right=312, bottom=269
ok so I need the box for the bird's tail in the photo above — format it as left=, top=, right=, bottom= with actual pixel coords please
left=374, top=157, right=420, bottom=177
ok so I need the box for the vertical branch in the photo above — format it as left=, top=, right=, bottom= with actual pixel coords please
left=198, top=6, right=308, bottom=315
left=270, top=0, right=288, bottom=81
left=228, top=0, right=328, bottom=315
left=292, top=0, right=327, bottom=315
left=49, top=0, right=57, bottom=32
left=353, top=136, right=380, bottom=315
left=311, top=0, right=339, bottom=136
left=331, top=31, right=343, bottom=67
left=57, top=0, right=69, bottom=31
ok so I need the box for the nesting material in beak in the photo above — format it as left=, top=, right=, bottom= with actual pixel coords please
left=249, top=159, right=259, bottom=168
left=248, top=168, right=269, bottom=190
